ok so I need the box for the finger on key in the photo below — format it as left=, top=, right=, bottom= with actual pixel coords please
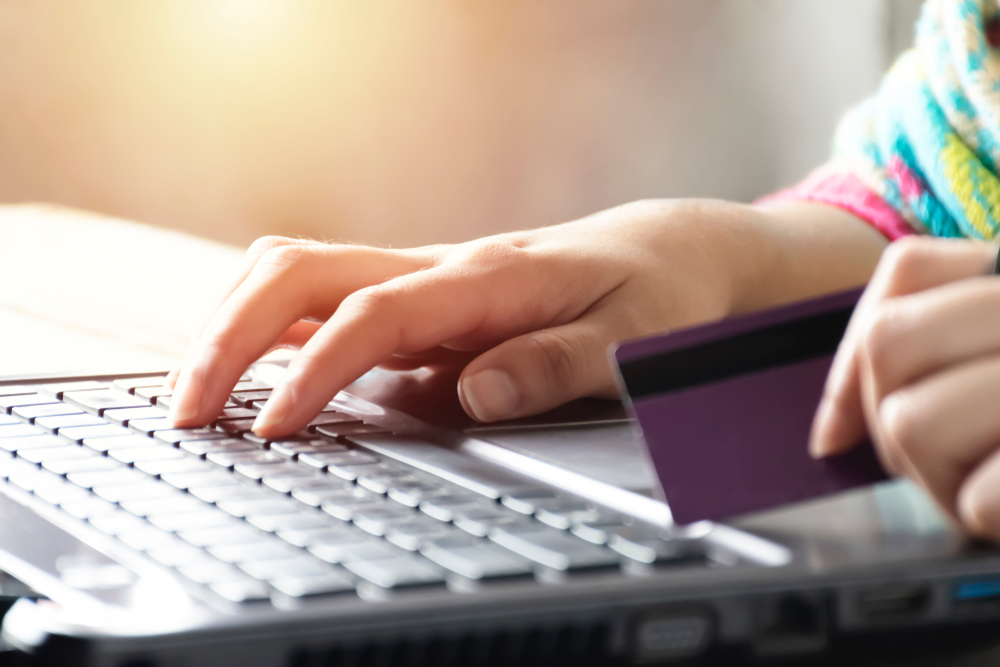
left=167, top=237, right=325, bottom=389
left=251, top=265, right=504, bottom=438
left=810, top=239, right=996, bottom=458
left=170, top=244, right=434, bottom=427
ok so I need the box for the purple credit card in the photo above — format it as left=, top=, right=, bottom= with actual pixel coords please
left=613, top=288, right=888, bottom=525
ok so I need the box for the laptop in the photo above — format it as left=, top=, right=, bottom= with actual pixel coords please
left=0, top=293, right=998, bottom=666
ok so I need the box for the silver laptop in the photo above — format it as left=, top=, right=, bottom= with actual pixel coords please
left=0, top=359, right=997, bottom=666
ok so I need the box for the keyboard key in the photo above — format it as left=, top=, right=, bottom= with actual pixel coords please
left=154, top=396, right=174, bottom=409
left=216, top=407, right=257, bottom=421
left=88, top=510, right=149, bottom=536
left=569, top=519, right=630, bottom=545
left=209, top=540, right=300, bottom=565
left=148, top=509, right=237, bottom=533
left=153, top=429, right=228, bottom=445
left=34, top=414, right=107, bottom=435
left=209, top=579, right=272, bottom=604
left=43, top=456, right=121, bottom=476
left=134, top=458, right=213, bottom=477
left=261, top=513, right=334, bottom=540
left=179, top=524, right=265, bottom=548
left=606, top=529, right=708, bottom=566
left=352, top=506, right=418, bottom=537
left=500, top=490, right=561, bottom=515
left=0, top=395, right=57, bottom=413
left=320, top=494, right=386, bottom=522
left=216, top=497, right=299, bottom=519
left=306, top=412, right=362, bottom=432
left=234, top=461, right=302, bottom=483
left=488, top=525, right=620, bottom=571
left=418, top=495, right=487, bottom=522
left=290, top=480, right=362, bottom=507
left=297, top=450, right=378, bottom=472
left=59, top=424, right=132, bottom=444
left=206, top=450, right=279, bottom=469
left=60, top=496, right=122, bottom=520
left=0, top=414, right=19, bottom=426
left=453, top=508, right=530, bottom=537
left=63, top=390, right=148, bottom=415
left=216, top=419, right=256, bottom=436
left=67, top=468, right=148, bottom=489
left=147, top=543, right=216, bottom=568
left=179, top=439, right=255, bottom=457
left=385, top=520, right=459, bottom=551
left=129, top=419, right=181, bottom=437
left=188, top=484, right=267, bottom=504
left=534, top=500, right=611, bottom=530
left=93, top=481, right=179, bottom=503
left=0, top=435, right=66, bottom=453
left=7, top=467, right=65, bottom=494
left=270, top=571, right=355, bottom=598
left=0, top=424, right=45, bottom=440
left=307, top=530, right=399, bottom=564
left=120, top=495, right=209, bottom=518
left=230, top=391, right=271, bottom=408
left=421, top=536, right=535, bottom=580
left=108, top=446, right=185, bottom=465
left=387, top=481, right=448, bottom=508
left=259, top=470, right=318, bottom=495
left=268, top=441, right=346, bottom=460
left=231, top=381, right=272, bottom=394
left=161, top=470, right=241, bottom=491
left=13, top=404, right=83, bottom=422
left=81, top=435, right=152, bottom=454
left=315, top=423, right=388, bottom=439
left=41, top=381, right=109, bottom=399
left=357, top=472, right=419, bottom=495
left=238, top=555, right=331, bottom=581
left=117, top=526, right=181, bottom=551
left=103, top=406, right=168, bottom=426
left=0, top=385, right=36, bottom=398
left=344, top=555, right=445, bottom=589
left=134, top=386, right=172, bottom=401
left=34, top=481, right=92, bottom=506
left=178, top=561, right=247, bottom=585
left=113, top=377, right=168, bottom=393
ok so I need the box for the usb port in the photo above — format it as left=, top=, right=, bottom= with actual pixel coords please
left=857, top=584, right=930, bottom=622
left=953, top=579, right=1000, bottom=613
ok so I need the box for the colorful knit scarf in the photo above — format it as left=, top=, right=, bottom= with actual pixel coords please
left=833, top=0, right=1000, bottom=240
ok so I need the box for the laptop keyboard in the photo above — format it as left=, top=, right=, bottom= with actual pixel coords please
left=0, top=378, right=715, bottom=605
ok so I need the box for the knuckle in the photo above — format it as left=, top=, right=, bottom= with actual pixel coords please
left=342, top=283, right=400, bottom=320
left=529, top=330, right=588, bottom=391
left=460, top=239, right=527, bottom=269
left=255, top=243, right=314, bottom=278
left=859, top=305, right=902, bottom=378
left=878, top=392, right=922, bottom=459
left=247, top=235, right=297, bottom=260
left=879, top=237, right=936, bottom=286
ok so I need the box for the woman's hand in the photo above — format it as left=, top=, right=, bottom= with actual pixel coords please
left=168, top=198, right=885, bottom=439
left=810, top=237, right=1000, bottom=538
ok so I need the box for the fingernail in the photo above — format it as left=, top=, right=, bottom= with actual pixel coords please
left=253, top=387, right=293, bottom=434
left=460, top=369, right=519, bottom=422
left=169, top=376, right=202, bottom=423
left=809, top=399, right=833, bottom=459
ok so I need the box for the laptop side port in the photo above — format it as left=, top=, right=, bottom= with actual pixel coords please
left=752, top=593, right=828, bottom=657
left=857, top=583, right=931, bottom=623
left=953, top=578, right=1000, bottom=613
left=630, top=607, right=714, bottom=663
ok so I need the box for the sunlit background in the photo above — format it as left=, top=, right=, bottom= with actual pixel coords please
left=0, top=0, right=923, bottom=250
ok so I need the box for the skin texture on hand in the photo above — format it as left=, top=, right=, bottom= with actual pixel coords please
left=168, top=197, right=886, bottom=439
left=809, top=237, right=1000, bottom=539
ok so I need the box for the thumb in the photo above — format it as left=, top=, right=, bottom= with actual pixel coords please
left=457, top=317, right=619, bottom=423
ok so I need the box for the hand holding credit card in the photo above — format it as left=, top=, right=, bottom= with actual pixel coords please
left=613, top=288, right=888, bottom=525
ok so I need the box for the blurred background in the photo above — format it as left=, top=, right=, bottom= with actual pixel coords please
left=0, top=0, right=924, bottom=249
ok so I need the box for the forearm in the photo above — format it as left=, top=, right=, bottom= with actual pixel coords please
left=724, top=200, right=889, bottom=314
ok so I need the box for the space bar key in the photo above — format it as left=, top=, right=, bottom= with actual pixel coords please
left=345, top=435, right=542, bottom=500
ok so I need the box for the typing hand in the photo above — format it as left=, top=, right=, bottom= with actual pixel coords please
left=810, top=237, right=1000, bottom=538
left=166, top=200, right=753, bottom=438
